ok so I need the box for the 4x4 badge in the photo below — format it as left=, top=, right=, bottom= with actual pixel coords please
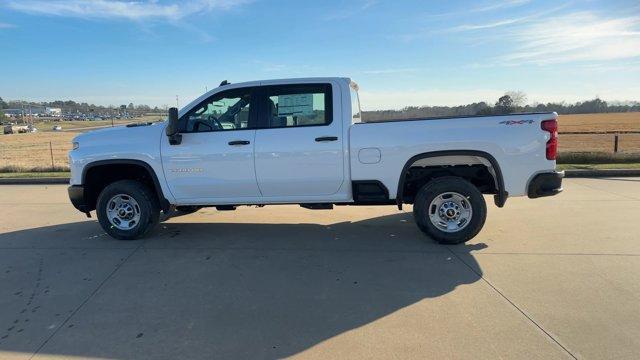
left=499, top=120, right=534, bottom=125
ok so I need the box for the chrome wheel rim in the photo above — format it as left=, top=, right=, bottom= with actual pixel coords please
left=428, top=192, right=473, bottom=233
left=106, top=194, right=141, bottom=231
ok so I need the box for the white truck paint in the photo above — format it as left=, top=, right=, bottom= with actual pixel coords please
left=68, top=77, right=563, bottom=243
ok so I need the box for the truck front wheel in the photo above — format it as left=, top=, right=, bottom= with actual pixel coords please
left=413, top=176, right=487, bottom=244
left=96, top=180, right=160, bottom=240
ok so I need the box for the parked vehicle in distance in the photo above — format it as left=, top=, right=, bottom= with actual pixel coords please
left=68, top=77, right=563, bottom=244
left=53, top=125, right=63, bottom=131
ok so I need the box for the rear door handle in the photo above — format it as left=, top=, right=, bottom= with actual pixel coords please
left=228, top=140, right=250, bottom=146
left=315, top=136, right=338, bottom=142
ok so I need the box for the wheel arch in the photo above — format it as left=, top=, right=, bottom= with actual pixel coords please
left=396, top=150, right=507, bottom=210
left=82, top=159, right=170, bottom=212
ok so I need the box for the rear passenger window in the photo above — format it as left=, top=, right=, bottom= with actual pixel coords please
left=263, top=84, right=332, bottom=128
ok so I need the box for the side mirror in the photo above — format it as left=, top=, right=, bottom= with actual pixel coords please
left=166, top=107, right=182, bottom=145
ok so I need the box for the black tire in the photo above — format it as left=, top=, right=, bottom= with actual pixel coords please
left=413, top=176, right=487, bottom=244
left=96, top=180, right=160, bottom=240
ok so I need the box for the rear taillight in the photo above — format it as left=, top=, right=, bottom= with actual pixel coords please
left=541, top=119, right=558, bottom=160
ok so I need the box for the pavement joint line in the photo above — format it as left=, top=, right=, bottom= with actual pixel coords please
left=445, top=246, right=578, bottom=360
left=29, top=241, right=146, bottom=360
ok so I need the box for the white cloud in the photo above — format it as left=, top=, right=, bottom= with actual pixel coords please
left=473, top=0, right=531, bottom=12
left=0, top=22, right=15, bottom=28
left=424, top=0, right=531, bottom=19
left=5, top=0, right=250, bottom=21
left=501, top=12, right=640, bottom=65
left=446, top=17, right=527, bottom=32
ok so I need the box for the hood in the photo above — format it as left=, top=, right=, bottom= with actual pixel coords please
left=73, top=121, right=167, bottom=146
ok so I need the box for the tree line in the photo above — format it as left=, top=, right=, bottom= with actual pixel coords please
left=363, top=92, right=640, bottom=121
left=0, top=97, right=165, bottom=115
left=2, top=93, right=639, bottom=122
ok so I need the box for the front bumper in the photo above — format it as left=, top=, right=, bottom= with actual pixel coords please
left=68, top=185, right=90, bottom=213
left=528, top=171, right=564, bottom=198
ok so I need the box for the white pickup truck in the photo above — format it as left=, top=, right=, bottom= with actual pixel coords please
left=68, top=77, right=563, bottom=244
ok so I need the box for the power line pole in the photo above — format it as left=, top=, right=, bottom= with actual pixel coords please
left=176, top=95, right=179, bottom=109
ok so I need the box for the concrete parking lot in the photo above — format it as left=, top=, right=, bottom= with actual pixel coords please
left=0, top=178, right=638, bottom=360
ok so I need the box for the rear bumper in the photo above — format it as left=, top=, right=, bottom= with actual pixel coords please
left=528, top=171, right=564, bottom=198
left=68, top=185, right=90, bottom=213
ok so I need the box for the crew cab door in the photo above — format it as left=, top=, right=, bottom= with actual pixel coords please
left=161, top=87, right=261, bottom=200
left=254, top=83, right=344, bottom=197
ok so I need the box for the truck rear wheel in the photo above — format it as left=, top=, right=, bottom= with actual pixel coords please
left=96, top=180, right=160, bottom=240
left=413, top=176, right=486, bottom=244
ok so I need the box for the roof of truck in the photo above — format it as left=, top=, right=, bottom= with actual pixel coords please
left=217, top=77, right=350, bottom=88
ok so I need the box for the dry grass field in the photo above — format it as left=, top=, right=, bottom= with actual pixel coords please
left=1, top=112, right=639, bottom=172
left=558, top=112, right=640, bottom=132
left=557, top=112, right=640, bottom=153
left=1, top=115, right=164, bottom=171
left=0, top=132, right=76, bottom=171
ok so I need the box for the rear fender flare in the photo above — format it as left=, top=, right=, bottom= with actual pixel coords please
left=395, top=150, right=507, bottom=209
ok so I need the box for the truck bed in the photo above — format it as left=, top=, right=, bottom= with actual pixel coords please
left=350, top=112, right=558, bottom=198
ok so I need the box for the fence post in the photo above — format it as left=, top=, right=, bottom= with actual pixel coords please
left=614, top=134, right=619, bottom=153
left=49, top=141, right=55, bottom=170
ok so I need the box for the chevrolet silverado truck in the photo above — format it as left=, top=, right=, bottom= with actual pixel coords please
left=68, top=77, right=563, bottom=244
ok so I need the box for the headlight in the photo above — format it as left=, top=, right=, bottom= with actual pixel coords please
left=72, top=141, right=79, bottom=150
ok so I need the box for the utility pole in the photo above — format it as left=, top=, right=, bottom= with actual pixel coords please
left=176, top=95, right=179, bottom=108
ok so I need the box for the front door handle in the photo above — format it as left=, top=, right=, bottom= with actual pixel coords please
left=315, top=136, right=338, bottom=142
left=228, top=140, right=250, bottom=146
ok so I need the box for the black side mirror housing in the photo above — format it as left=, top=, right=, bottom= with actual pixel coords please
left=166, top=107, right=182, bottom=145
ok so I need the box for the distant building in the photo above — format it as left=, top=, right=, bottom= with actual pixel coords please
left=46, top=107, right=62, bottom=116
left=2, top=106, right=59, bottom=117
left=2, top=109, right=23, bottom=117
left=24, top=105, right=46, bottom=115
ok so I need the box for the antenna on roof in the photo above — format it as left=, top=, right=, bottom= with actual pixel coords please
left=219, top=80, right=230, bottom=87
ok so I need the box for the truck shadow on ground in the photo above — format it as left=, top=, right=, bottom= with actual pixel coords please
left=0, top=212, right=487, bottom=359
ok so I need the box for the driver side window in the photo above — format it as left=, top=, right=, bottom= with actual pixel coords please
left=181, top=88, right=253, bottom=133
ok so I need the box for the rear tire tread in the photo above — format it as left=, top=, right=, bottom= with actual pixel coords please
left=413, top=176, right=487, bottom=244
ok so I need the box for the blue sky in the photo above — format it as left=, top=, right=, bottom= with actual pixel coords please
left=1, top=0, right=639, bottom=110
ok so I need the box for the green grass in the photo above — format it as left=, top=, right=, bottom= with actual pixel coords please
left=557, top=163, right=640, bottom=171
left=0, top=165, right=70, bottom=173
left=0, top=172, right=70, bottom=178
